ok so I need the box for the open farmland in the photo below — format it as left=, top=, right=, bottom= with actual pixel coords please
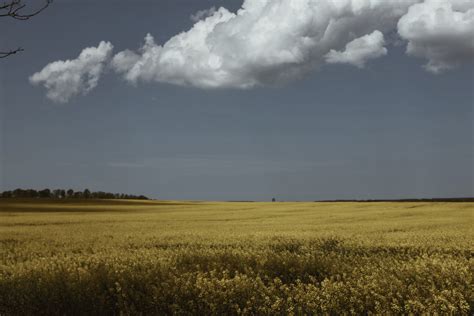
left=0, top=199, right=472, bottom=315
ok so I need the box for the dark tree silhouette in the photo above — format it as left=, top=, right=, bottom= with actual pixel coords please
left=1, top=191, right=12, bottom=198
left=0, top=0, right=52, bottom=58
left=1, top=188, right=149, bottom=200
left=73, top=191, right=83, bottom=199
left=38, top=188, right=51, bottom=198
left=27, top=189, right=38, bottom=198
left=67, top=189, right=74, bottom=198
left=52, top=189, right=61, bottom=199
left=13, top=188, right=25, bottom=197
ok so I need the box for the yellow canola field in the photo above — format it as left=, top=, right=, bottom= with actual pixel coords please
left=0, top=199, right=472, bottom=314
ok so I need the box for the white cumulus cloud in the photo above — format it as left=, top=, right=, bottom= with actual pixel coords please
left=398, top=0, right=474, bottom=73
left=31, top=0, right=474, bottom=102
left=111, top=0, right=419, bottom=89
left=325, top=30, right=387, bottom=68
left=190, top=7, right=217, bottom=22
left=29, top=41, right=113, bottom=103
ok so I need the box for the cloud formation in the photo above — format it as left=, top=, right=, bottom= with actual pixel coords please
left=325, top=30, right=387, bottom=68
left=190, top=7, right=217, bottom=22
left=398, top=0, right=474, bottom=73
left=31, top=0, right=474, bottom=102
left=29, top=41, right=113, bottom=103
left=111, top=0, right=417, bottom=89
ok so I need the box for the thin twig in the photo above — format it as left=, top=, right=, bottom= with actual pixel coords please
left=0, top=0, right=51, bottom=20
left=0, top=47, right=24, bottom=58
left=0, top=1, right=52, bottom=58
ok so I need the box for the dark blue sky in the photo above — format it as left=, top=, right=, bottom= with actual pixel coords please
left=1, top=0, right=473, bottom=200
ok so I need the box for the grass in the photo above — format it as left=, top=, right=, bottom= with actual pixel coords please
left=0, top=199, right=472, bottom=315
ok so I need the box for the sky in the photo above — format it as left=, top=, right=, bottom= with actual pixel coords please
left=0, top=0, right=473, bottom=201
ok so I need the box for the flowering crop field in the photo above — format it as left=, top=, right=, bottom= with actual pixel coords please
left=0, top=199, right=472, bottom=315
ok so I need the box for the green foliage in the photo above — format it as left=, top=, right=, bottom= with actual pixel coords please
left=0, top=200, right=472, bottom=315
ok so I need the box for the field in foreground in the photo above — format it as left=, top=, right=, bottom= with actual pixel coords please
left=0, top=199, right=472, bottom=315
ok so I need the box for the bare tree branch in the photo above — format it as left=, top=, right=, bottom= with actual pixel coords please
left=0, top=47, right=24, bottom=58
left=1, top=0, right=52, bottom=58
left=0, top=0, right=52, bottom=20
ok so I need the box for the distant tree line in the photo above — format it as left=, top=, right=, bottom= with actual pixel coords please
left=0, top=188, right=148, bottom=200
